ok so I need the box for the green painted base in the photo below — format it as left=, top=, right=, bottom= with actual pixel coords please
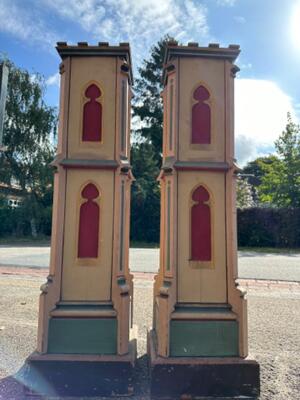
left=48, top=317, right=117, bottom=354
left=148, top=330, right=260, bottom=399
left=170, top=320, right=239, bottom=357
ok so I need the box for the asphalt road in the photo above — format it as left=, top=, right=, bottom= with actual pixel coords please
left=0, top=245, right=299, bottom=282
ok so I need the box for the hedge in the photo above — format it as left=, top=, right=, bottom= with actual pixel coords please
left=1, top=203, right=299, bottom=249
left=237, top=207, right=300, bottom=248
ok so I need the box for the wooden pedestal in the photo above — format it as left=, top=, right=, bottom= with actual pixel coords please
left=25, top=340, right=137, bottom=397
left=148, top=330, right=260, bottom=399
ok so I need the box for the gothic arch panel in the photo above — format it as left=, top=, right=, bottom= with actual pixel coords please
left=191, top=85, right=211, bottom=144
left=78, top=183, right=100, bottom=258
left=82, top=83, right=102, bottom=142
left=191, top=185, right=212, bottom=261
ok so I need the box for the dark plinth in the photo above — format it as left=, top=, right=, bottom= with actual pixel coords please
left=148, top=330, right=260, bottom=399
left=24, top=339, right=136, bottom=397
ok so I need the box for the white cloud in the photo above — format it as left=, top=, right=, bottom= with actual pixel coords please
left=234, top=16, right=246, bottom=24
left=46, top=72, right=60, bottom=87
left=41, top=0, right=210, bottom=62
left=239, top=62, right=252, bottom=70
left=217, top=0, right=237, bottom=6
left=0, top=0, right=211, bottom=63
left=0, top=1, right=58, bottom=49
left=235, top=78, right=297, bottom=165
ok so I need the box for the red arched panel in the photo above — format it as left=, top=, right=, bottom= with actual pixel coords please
left=191, top=85, right=211, bottom=144
left=78, top=183, right=100, bottom=258
left=191, top=185, right=211, bottom=261
left=82, top=84, right=102, bottom=142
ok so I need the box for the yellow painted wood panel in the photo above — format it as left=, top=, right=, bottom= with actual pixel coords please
left=178, top=58, right=225, bottom=162
left=68, top=57, right=116, bottom=160
left=177, top=172, right=227, bottom=303
left=61, top=169, right=114, bottom=301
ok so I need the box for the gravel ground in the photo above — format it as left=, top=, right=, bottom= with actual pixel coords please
left=0, top=272, right=299, bottom=399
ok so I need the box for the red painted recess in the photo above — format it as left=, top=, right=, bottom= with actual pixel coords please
left=78, top=183, right=100, bottom=258
left=191, top=85, right=211, bottom=144
left=82, top=84, right=102, bottom=142
left=191, top=185, right=212, bottom=261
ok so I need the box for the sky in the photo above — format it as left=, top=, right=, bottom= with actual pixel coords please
left=0, top=0, right=299, bottom=165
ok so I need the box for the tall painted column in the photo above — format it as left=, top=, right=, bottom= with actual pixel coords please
left=149, top=42, right=260, bottom=399
left=27, top=42, right=135, bottom=397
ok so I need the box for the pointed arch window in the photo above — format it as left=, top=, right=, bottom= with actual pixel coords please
left=78, top=183, right=100, bottom=258
left=191, top=185, right=212, bottom=261
left=82, top=83, right=102, bottom=142
left=191, top=85, right=211, bottom=144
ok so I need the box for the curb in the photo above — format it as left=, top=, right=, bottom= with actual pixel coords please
left=0, top=266, right=299, bottom=290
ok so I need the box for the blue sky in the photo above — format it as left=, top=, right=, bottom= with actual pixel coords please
left=0, top=0, right=299, bottom=164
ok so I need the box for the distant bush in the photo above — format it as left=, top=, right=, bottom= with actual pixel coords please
left=0, top=197, right=51, bottom=238
left=238, top=207, right=300, bottom=248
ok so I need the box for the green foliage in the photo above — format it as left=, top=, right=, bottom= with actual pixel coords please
left=0, top=58, right=57, bottom=237
left=259, top=114, right=300, bottom=207
left=243, top=156, right=271, bottom=187
left=238, top=207, right=300, bottom=248
left=130, top=142, right=160, bottom=243
left=242, top=155, right=278, bottom=202
left=130, top=36, right=173, bottom=243
left=132, top=35, right=173, bottom=163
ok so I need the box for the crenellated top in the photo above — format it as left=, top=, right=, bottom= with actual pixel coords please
left=163, top=42, right=240, bottom=85
left=56, top=42, right=133, bottom=84
left=161, top=42, right=240, bottom=165
left=55, top=41, right=133, bottom=164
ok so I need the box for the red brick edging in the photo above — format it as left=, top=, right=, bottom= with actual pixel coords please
left=0, top=266, right=299, bottom=291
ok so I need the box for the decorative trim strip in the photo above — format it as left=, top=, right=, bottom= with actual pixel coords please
left=121, top=79, right=127, bottom=153
left=166, top=46, right=240, bottom=62
left=169, top=79, right=174, bottom=151
left=119, top=180, right=125, bottom=272
left=59, top=159, right=119, bottom=170
left=166, top=182, right=171, bottom=271
left=174, top=161, right=230, bottom=172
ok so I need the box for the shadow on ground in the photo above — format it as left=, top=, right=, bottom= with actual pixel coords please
left=0, top=355, right=150, bottom=399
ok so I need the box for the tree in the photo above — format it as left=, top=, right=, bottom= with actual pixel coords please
left=236, top=177, right=255, bottom=209
left=130, top=36, right=174, bottom=243
left=259, top=114, right=300, bottom=207
left=242, top=155, right=278, bottom=204
left=132, top=35, right=174, bottom=164
left=130, top=142, right=160, bottom=243
left=0, top=57, right=57, bottom=236
left=243, top=155, right=278, bottom=187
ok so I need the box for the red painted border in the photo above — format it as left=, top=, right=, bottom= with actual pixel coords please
left=62, top=164, right=118, bottom=170
left=175, top=166, right=229, bottom=172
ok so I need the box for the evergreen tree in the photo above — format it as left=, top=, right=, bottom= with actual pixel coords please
left=132, top=35, right=173, bottom=164
left=130, top=142, right=160, bottom=243
left=130, top=36, right=174, bottom=243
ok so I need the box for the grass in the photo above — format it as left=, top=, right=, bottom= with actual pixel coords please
left=0, top=237, right=299, bottom=254
left=0, top=235, right=50, bottom=246
left=130, top=241, right=159, bottom=248
left=239, top=246, right=300, bottom=254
